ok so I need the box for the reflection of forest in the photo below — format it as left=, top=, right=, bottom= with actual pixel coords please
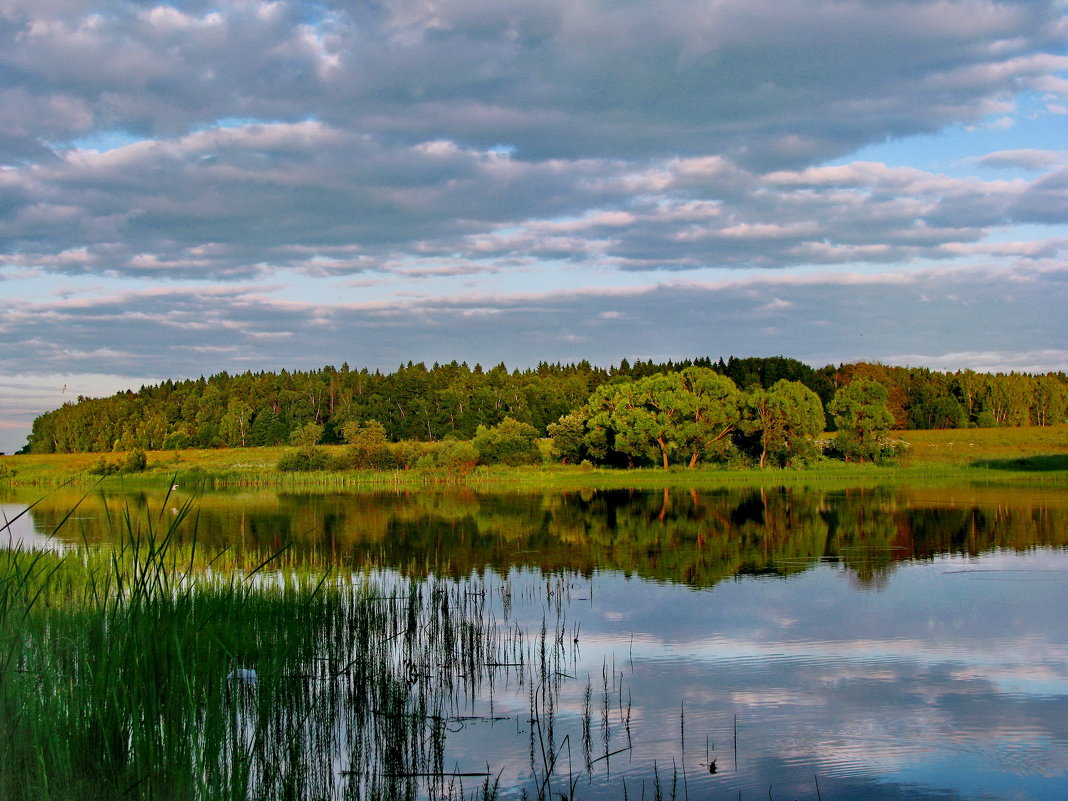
left=14, top=486, right=1068, bottom=589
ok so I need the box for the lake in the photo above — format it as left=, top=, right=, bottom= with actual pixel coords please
left=3, top=483, right=1067, bottom=800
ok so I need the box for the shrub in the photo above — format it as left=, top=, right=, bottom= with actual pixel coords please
left=473, top=417, right=541, bottom=466
left=547, top=413, right=587, bottom=463
left=828, top=379, right=895, bottom=463
left=122, top=448, right=148, bottom=473
left=276, top=448, right=329, bottom=472
left=162, top=431, right=192, bottom=450
left=391, top=441, right=429, bottom=470
left=88, top=456, right=117, bottom=476
left=415, top=440, right=479, bottom=474
left=340, top=420, right=396, bottom=469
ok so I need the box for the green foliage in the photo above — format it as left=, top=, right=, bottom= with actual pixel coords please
left=340, top=420, right=396, bottom=469
left=20, top=358, right=1068, bottom=457
left=578, top=368, right=743, bottom=469
left=121, top=448, right=148, bottom=473
left=87, top=456, right=120, bottom=476
left=473, top=417, right=541, bottom=466
left=677, top=367, right=742, bottom=467
left=829, top=379, right=896, bottom=462
left=415, top=439, right=479, bottom=474
left=547, top=413, right=587, bottom=463
left=909, top=394, right=966, bottom=430
left=276, top=447, right=328, bottom=471
left=391, top=440, right=430, bottom=470
left=161, top=431, right=191, bottom=450
left=87, top=449, right=148, bottom=475
left=741, top=380, right=825, bottom=468
left=289, top=422, right=324, bottom=454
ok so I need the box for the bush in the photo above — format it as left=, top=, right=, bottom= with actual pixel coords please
left=473, top=417, right=541, bottom=466
left=276, top=448, right=329, bottom=472
left=391, top=441, right=429, bottom=470
left=122, top=449, right=148, bottom=473
left=415, top=440, right=479, bottom=474
left=339, top=420, right=396, bottom=469
left=547, top=413, right=587, bottom=463
left=162, top=431, right=192, bottom=450
left=88, top=456, right=120, bottom=476
left=825, top=435, right=909, bottom=465
left=324, top=451, right=355, bottom=471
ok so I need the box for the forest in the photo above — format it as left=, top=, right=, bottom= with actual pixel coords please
left=20, top=356, right=1068, bottom=458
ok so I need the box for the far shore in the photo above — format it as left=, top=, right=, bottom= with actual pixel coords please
left=2, top=425, right=1066, bottom=492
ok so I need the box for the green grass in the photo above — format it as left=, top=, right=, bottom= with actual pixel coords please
left=3, top=424, right=1067, bottom=491
left=0, top=494, right=523, bottom=801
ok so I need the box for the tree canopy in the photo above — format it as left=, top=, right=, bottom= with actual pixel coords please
left=20, top=356, right=1067, bottom=455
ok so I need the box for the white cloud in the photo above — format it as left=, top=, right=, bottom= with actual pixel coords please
left=1, top=0, right=1066, bottom=449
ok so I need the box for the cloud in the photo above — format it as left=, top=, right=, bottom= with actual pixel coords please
left=975, top=149, right=1065, bottom=170
left=1, top=0, right=1066, bottom=166
left=881, top=349, right=1068, bottom=374
left=0, top=1, right=1065, bottom=283
left=4, top=126, right=1063, bottom=281
left=2, top=263, right=1064, bottom=389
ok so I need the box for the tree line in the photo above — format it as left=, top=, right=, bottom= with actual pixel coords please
left=21, top=356, right=1068, bottom=456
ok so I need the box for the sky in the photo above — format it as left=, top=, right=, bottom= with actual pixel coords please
left=1, top=0, right=1067, bottom=453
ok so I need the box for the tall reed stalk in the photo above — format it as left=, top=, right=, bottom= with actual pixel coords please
left=0, top=494, right=521, bottom=801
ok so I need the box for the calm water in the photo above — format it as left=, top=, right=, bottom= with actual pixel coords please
left=4, top=484, right=1068, bottom=800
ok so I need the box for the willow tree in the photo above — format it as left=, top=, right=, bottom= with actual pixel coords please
left=677, top=367, right=742, bottom=467
left=743, top=380, right=824, bottom=468
left=574, top=368, right=742, bottom=469
left=828, top=379, right=895, bottom=462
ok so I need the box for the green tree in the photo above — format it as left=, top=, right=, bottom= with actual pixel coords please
left=742, top=380, right=825, bottom=468
left=121, top=448, right=148, bottom=473
left=289, top=422, right=324, bottom=455
left=578, top=369, right=742, bottom=469
left=547, top=412, right=587, bottom=464
left=1030, top=375, right=1067, bottom=426
left=829, top=379, right=895, bottom=462
left=581, top=380, right=667, bottom=468
left=677, top=367, right=742, bottom=467
left=340, top=419, right=395, bottom=469
left=415, top=439, right=479, bottom=474
left=219, top=400, right=253, bottom=447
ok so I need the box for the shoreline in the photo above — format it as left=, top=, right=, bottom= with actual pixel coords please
left=3, top=424, right=1067, bottom=492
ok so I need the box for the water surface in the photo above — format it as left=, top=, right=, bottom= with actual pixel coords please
left=4, top=484, right=1067, bottom=799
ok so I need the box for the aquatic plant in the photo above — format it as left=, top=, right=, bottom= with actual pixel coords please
left=0, top=493, right=533, bottom=800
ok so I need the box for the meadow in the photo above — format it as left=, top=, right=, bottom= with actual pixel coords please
left=2, top=425, right=1067, bottom=491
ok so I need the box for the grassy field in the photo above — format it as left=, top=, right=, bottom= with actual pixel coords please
left=2, top=425, right=1067, bottom=491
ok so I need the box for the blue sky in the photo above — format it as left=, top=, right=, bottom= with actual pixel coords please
left=1, top=0, right=1067, bottom=453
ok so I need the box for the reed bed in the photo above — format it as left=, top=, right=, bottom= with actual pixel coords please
left=0, top=492, right=543, bottom=801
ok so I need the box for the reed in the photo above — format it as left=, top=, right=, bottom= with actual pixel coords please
left=0, top=494, right=532, bottom=801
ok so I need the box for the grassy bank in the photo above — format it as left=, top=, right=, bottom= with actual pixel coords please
left=2, top=425, right=1066, bottom=491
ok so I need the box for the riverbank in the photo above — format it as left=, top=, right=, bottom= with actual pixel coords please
left=2, top=425, right=1067, bottom=492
